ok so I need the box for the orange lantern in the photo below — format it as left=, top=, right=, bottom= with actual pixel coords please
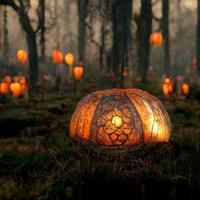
left=149, top=32, right=164, bottom=46
left=52, top=49, right=63, bottom=64
left=65, top=53, right=75, bottom=66
left=162, top=77, right=174, bottom=97
left=182, top=83, right=189, bottom=95
left=0, top=82, right=9, bottom=95
left=73, top=66, right=84, bottom=80
left=18, top=75, right=26, bottom=85
left=10, top=82, right=21, bottom=97
left=3, top=75, right=12, bottom=85
left=17, top=49, right=28, bottom=64
left=70, top=88, right=171, bottom=147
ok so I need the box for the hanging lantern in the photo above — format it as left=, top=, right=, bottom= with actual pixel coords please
left=10, top=82, right=21, bottom=97
left=149, top=32, right=164, bottom=46
left=65, top=53, right=75, bottom=66
left=0, top=82, right=9, bottom=95
left=162, top=77, right=174, bottom=96
left=181, top=83, right=189, bottom=95
left=3, top=75, right=12, bottom=85
left=73, top=65, right=84, bottom=80
left=70, top=88, right=171, bottom=147
left=52, top=49, right=63, bottom=64
left=16, top=49, right=28, bottom=64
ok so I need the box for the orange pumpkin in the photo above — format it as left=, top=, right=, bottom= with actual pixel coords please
left=73, top=66, right=84, bottom=80
left=0, top=82, right=9, bottom=95
left=52, top=49, right=63, bottom=64
left=10, top=82, right=21, bottom=97
left=149, top=32, right=164, bottom=46
left=65, top=53, right=75, bottom=66
left=70, top=88, right=171, bottom=147
left=181, top=83, right=189, bottom=95
left=162, top=77, right=174, bottom=96
left=17, top=49, right=28, bottom=64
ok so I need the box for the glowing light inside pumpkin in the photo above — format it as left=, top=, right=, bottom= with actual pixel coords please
left=112, top=116, right=122, bottom=128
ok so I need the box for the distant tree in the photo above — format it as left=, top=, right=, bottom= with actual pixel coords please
left=0, top=0, right=43, bottom=91
left=136, top=0, right=152, bottom=82
left=162, top=0, right=170, bottom=76
left=77, top=0, right=89, bottom=62
left=197, top=0, right=200, bottom=74
left=2, top=6, right=9, bottom=61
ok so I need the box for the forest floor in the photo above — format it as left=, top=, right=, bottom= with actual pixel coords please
left=0, top=81, right=200, bottom=200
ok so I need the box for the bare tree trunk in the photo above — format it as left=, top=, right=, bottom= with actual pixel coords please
left=163, top=0, right=170, bottom=76
left=112, top=0, right=132, bottom=87
left=3, top=6, right=9, bottom=61
left=39, top=0, right=46, bottom=60
left=197, top=0, right=200, bottom=74
left=77, top=0, right=89, bottom=62
left=137, top=0, right=152, bottom=82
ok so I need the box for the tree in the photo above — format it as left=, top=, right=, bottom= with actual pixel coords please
left=0, top=0, right=42, bottom=91
left=111, top=0, right=132, bottom=87
left=162, top=0, right=170, bottom=76
left=136, top=0, right=152, bottom=82
left=197, top=0, right=200, bottom=74
left=77, top=0, right=89, bottom=62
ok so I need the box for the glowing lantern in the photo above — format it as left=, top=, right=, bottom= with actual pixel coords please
left=52, top=49, right=63, bottom=64
left=10, top=82, right=21, bottom=97
left=70, top=88, right=171, bottom=147
left=162, top=77, right=174, bottom=96
left=0, top=82, right=9, bottom=95
left=65, top=53, right=75, bottom=66
left=149, top=32, right=163, bottom=46
left=3, top=76, right=12, bottom=85
left=182, top=83, right=189, bottom=95
left=17, top=49, right=28, bottom=64
left=73, top=66, right=84, bottom=80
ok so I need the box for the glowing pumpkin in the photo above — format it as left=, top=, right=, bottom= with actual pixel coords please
left=162, top=77, right=174, bottom=96
left=149, top=32, right=163, bottom=46
left=10, top=82, right=21, bottom=97
left=52, top=49, right=63, bottom=64
left=70, top=88, right=171, bottom=147
left=73, top=66, right=84, bottom=80
left=17, top=49, right=28, bottom=64
left=181, top=83, right=189, bottom=95
left=0, top=82, right=9, bottom=95
left=65, top=53, right=75, bottom=66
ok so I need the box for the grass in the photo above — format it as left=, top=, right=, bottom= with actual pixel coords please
left=0, top=82, right=200, bottom=199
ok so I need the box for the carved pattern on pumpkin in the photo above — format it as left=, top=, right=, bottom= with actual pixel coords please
left=70, top=89, right=171, bottom=147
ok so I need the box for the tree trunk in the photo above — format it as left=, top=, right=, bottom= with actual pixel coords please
left=26, top=33, right=38, bottom=91
left=3, top=6, right=9, bottom=61
left=39, top=0, right=45, bottom=60
left=197, top=0, right=200, bottom=74
left=77, top=0, right=88, bottom=62
left=112, top=0, right=132, bottom=87
left=137, top=0, right=152, bottom=82
left=163, top=0, right=170, bottom=76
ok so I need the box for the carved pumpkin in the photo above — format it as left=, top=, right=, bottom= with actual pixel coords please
left=10, top=82, right=21, bottom=97
left=162, top=77, right=174, bottom=96
left=73, top=66, right=84, bottom=80
left=150, top=32, right=163, bottom=46
left=65, top=53, right=75, bottom=66
left=70, top=88, right=171, bottom=147
left=52, top=49, right=63, bottom=64
left=17, top=49, right=28, bottom=64
left=181, top=83, right=189, bottom=95
left=0, top=82, right=9, bottom=95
